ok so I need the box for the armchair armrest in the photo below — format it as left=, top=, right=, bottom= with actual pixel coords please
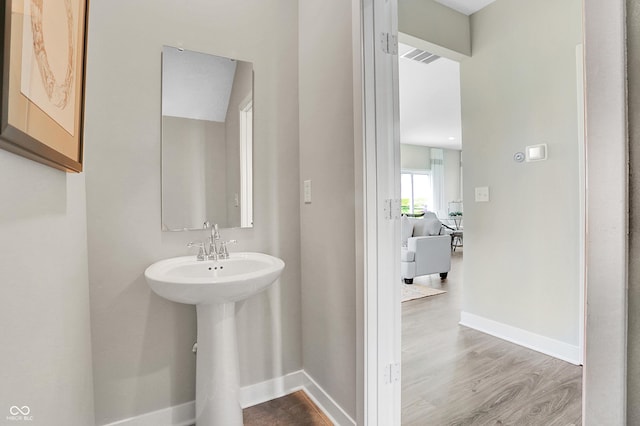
left=407, top=234, right=451, bottom=275
left=407, top=234, right=450, bottom=251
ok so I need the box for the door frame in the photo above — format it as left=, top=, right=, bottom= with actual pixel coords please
left=360, top=0, right=402, bottom=424
left=358, top=0, right=628, bottom=424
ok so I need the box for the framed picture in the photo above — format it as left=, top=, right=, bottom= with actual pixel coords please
left=0, top=0, right=87, bottom=172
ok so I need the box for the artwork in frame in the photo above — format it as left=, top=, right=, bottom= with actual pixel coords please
left=0, top=0, right=87, bottom=172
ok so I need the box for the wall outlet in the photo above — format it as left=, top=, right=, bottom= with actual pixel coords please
left=304, top=180, right=312, bottom=203
left=475, top=186, right=490, bottom=202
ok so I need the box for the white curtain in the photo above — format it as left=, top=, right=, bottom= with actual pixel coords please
left=430, top=148, right=446, bottom=217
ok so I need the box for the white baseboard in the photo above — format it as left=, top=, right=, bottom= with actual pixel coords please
left=239, top=370, right=304, bottom=408
left=302, top=371, right=356, bottom=426
left=102, top=369, right=355, bottom=426
left=459, top=311, right=581, bottom=365
left=101, top=400, right=195, bottom=426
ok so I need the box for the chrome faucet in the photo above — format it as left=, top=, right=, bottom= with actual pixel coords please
left=190, top=223, right=234, bottom=261
left=217, top=239, right=237, bottom=259
left=208, top=224, right=221, bottom=260
left=187, top=241, right=207, bottom=261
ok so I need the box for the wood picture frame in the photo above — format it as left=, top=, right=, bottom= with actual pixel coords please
left=0, top=0, right=87, bottom=172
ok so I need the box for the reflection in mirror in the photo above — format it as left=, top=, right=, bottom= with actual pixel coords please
left=161, top=46, right=253, bottom=231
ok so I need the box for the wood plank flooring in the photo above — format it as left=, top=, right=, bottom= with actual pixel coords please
left=402, top=250, right=582, bottom=426
left=243, top=390, right=332, bottom=425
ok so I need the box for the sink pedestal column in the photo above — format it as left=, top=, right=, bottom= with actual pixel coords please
left=195, top=302, right=242, bottom=426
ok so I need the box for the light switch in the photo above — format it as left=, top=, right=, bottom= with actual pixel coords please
left=304, top=180, right=312, bottom=204
left=475, top=186, right=490, bottom=202
left=526, top=144, right=547, bottom=162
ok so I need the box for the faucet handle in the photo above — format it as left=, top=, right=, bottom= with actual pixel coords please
left=187, top=241, right=207, bottom=261
left=218, top=240, right=237, bottom=259
left=218, top=241, right=228, bottom=259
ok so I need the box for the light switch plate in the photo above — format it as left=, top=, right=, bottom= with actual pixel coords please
left=475, top=186, right=490, bottom=202
left=526, top=144, right=547, bottom=162
left=304, top=180, right=312, bottom=204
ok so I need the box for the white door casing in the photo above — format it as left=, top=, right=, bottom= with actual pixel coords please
left=361, top=0, right=402, bottom=424
left=360, top=0, right=628, bottom=424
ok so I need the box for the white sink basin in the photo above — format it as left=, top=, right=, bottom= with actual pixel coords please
left=144, top=252, right=285, bottom=305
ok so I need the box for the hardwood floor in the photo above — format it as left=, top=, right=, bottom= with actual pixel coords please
left=243, top=390, right=332, bottom=425
left=402, top=250, right=582, bottom=425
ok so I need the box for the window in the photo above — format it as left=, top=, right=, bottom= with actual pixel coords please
left=401, top=171, right=432, bottom=215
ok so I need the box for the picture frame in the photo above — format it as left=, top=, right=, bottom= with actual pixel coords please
left=0, top=0, right=88, bottom=172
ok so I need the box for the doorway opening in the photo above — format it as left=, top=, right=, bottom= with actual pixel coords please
left=396, top=9, right=585, bottom=421
left=358, top=0, right=624, bottom=422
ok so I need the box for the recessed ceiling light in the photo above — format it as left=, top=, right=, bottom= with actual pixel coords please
left=448, top=137, right=455, bottom=140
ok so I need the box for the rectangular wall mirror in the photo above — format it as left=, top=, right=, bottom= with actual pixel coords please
left=161, top=46, right=254, bottom=231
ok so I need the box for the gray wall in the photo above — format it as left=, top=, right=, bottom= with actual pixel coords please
left=299, top=0, right=358, bottom=418
left=460, top=0, right=582, bottom=344
left=400, top=143, right=431, bottom=170
left=206, top=121, right=229, bottom=227
left=398, top=0, right=470, bottom=59
left=444, top=149, right=462, bottom=208
left=83, top=0, right=300, bottom=423
left=628, top=0, right=640, bottom=422
left=0, top=153, right=95, bottom=425
left=582, top=0, right=628, bottom=421
left=162, top=117, right=228, bottom=230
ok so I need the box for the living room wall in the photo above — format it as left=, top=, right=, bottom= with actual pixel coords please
left=444, top=149, right=462, bottom=212
left=400, top=144, right=431, bottom=170
left=401, top=144, right=462, bottom=215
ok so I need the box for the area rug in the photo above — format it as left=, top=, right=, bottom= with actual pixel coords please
left=401, top=283, right=446, bottom=302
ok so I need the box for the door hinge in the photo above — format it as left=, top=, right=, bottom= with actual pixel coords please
left=383, top=199, right=402, bottom=220
left=384, top=362, right=401, bottom=384
left=380, top=32, right=398, bottom=55
left=384, top=199, right=392, bottom=220
left=392, top=199, right=402, bottom=219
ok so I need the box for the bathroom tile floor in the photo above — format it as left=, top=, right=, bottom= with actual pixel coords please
left=243, top=390, right=332, bottom=425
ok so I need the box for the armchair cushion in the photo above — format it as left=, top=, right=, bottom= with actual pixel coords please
left=412, top=211, right=442, bottom=236
left=401, top=215, right=414, bottom=247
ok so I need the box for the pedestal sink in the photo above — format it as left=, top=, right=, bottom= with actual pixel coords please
left=144, top=252, right=285, bottom=425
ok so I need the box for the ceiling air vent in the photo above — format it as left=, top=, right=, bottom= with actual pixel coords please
left=401, top=48, right=440, bottom=65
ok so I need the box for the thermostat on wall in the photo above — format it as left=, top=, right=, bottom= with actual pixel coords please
left=525, top=144, right=547, bottom=162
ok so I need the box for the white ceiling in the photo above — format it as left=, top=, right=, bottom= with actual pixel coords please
left=399, top=0, right=496, bottom=150
left=399, top=43, right=462, bottom=150
left=433, top=0, right=496, bottom=15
